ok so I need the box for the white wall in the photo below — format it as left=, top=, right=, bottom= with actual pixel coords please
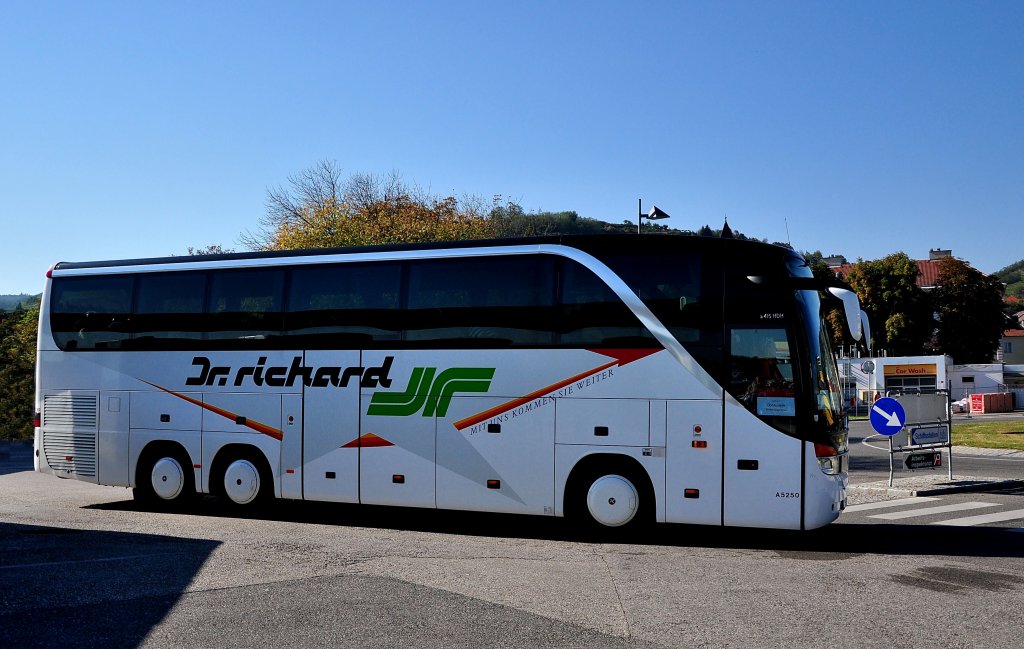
left=948, top=363, right=1004, bottom=399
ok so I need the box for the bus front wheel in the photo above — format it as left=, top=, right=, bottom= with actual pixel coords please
left=585, top=474, right=640, bottom=527
left=567, top=460, right=653, bottom=531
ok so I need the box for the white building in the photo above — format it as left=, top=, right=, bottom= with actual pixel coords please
left=839, top=353, right=1018, bottom=412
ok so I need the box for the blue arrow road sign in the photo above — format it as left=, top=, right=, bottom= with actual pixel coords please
left=870, top=397, right=906, bottom=436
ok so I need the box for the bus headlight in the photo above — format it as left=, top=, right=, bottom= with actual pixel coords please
left=814, top=443, right=843, bottom=475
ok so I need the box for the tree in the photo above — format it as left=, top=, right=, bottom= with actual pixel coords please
left=845, top=253, right=932, bottom=356
left=242, top=161, right=493, bottom=250
left=187, top=244, right=235, bottom=255
left=994, top=259, right=1024, bottom=301
left=0, top=298, right=40, bottom=440
left=488, top=198, right=633, bottom=237
left=931, top=257, right=1006, bottom=363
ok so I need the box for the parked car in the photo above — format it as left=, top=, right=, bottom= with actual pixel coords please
left=951, top=397, right=969, bottom=413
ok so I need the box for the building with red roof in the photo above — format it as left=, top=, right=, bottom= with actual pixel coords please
left=999, top=328, right=1024, bottom=365
left=826, top=249, right=952, bottom=289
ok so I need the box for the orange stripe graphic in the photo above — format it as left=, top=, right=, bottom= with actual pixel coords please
left=140, top=381, right=284, bottom=441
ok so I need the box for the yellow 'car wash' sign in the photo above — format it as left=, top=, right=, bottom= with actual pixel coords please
left=883, top=364, right=937, bottom=377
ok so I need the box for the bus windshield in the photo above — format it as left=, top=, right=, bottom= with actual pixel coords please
left=796, top=290, right=844, bottom=438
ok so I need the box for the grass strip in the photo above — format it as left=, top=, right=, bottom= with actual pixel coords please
left=952, top=420, right=1024, bottom=451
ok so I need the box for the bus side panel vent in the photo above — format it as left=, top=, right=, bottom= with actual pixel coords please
left=41, top=392, right=99, bottom=478
left=42, top=393, right=98, bottom=431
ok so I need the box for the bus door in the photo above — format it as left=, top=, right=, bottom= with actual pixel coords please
left=722, top=326, right=803, bottom=529
left=301, top=350, right=361, bottom=503
left=665, top=399, right=723, bottom=525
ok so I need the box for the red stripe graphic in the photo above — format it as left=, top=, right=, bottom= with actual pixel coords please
left=453, top=349, right=661, bottom=430
left=340, top=432, right=395, bottom=449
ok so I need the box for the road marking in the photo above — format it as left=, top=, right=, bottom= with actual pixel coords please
left=869, top=502, right=997, bottom=520
left=0, top=553, right=173, bottom=571
left=931, top=508, right=1024, bottom=527
left=843, top=497, right=939, bottom=513
left=860, top=435, right=891, bottom=453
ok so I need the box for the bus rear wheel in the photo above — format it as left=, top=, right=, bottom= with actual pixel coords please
left=213, top=448, right=272, bottom=508
left=134, top=445, right=195, bottom=509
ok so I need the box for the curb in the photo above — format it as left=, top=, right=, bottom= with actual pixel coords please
left=849, top=478, right=1024, bottom=499
left=950, top=445, right=1024, bottom=458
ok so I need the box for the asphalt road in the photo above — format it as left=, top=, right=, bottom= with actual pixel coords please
left=2, top=442, right=1023, bottom=649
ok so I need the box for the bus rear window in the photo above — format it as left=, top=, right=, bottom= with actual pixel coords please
left=50, top=276, right=133, bottom=350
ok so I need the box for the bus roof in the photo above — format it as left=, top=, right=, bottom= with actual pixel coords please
left=51, top=234, right=800, bottom=272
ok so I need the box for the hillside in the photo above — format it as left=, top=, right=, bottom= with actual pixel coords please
left=995, top=260, right=1024, bottom=300
left=0, top=294, right=37, bottom=312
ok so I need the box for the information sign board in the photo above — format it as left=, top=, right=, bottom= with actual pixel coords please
left=909, top=426, right=950, bottom=446
left=904, top=452, right=942, bottom=470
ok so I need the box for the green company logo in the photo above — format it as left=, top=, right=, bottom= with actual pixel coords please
left=367, top=367, right=495, bottom=417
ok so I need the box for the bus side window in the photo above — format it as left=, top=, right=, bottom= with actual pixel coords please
left=285, top=263, right=402, bottom=346
left=599, top=252, right=708, bottom=346
left=50, top=276, right=133, bottom=350
left=133, top=272, right=205, bottom=348
left=206, top=269, right=285, bottom=345
left=558, top=260, right=653, bottom=347
left=405, top=256, right=556, bottom=347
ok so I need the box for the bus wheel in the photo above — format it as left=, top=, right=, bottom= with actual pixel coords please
left=134, top=446, right=195, bottom=508
left=567, top=461, right=653, bottom=531
left=216, top=449, right=271, bottom=507
left=585, top=474, right=640, bottom=527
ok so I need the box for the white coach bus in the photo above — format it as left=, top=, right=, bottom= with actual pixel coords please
left=34, top=234, right=867, bottom=530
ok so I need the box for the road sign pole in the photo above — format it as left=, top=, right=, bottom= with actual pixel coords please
left=884, top=434, right=892, bottom=485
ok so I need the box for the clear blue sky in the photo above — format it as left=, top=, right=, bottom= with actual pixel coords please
left=2, top=1, right=1021, bottom=294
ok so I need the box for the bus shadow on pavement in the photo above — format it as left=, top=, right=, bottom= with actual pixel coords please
left=0, top=522, right=220, bottom=648
left=85, top=497, right=1024, bottom=560
left=0, top=441, right=33, bottom=476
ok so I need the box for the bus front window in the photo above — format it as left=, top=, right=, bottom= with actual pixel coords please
left=729, top=327, right=798, bottom=435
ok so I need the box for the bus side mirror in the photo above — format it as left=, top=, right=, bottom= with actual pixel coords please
left=827, top=287, right=862, bottom=341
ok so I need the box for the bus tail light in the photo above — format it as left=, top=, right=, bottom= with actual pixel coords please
left=33, top=412, right=41, bottom=428
left=814, top=443, right=842, bottom=475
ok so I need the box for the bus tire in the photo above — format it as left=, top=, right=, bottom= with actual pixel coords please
left=133, top=443, right=196, bottom=509
left=566, top=458, right=653, bottom=531
left=212, top=447, right=272, bottom=508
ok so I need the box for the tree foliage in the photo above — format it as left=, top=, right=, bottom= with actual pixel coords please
left=187, top=244, right=235, bottom=256
left=932, top=257, right=1006, bottom=363
left=246, top=160, right=774, bottom=251
left=242, top=161, right=494, bottom=250
left=993, top=259, right=1024, bottom=320
left=845, top=253, right=932, bottom=356
left=0, top=298, right=39, bottom=440
left=994, top=259, right=1024, bottom=300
